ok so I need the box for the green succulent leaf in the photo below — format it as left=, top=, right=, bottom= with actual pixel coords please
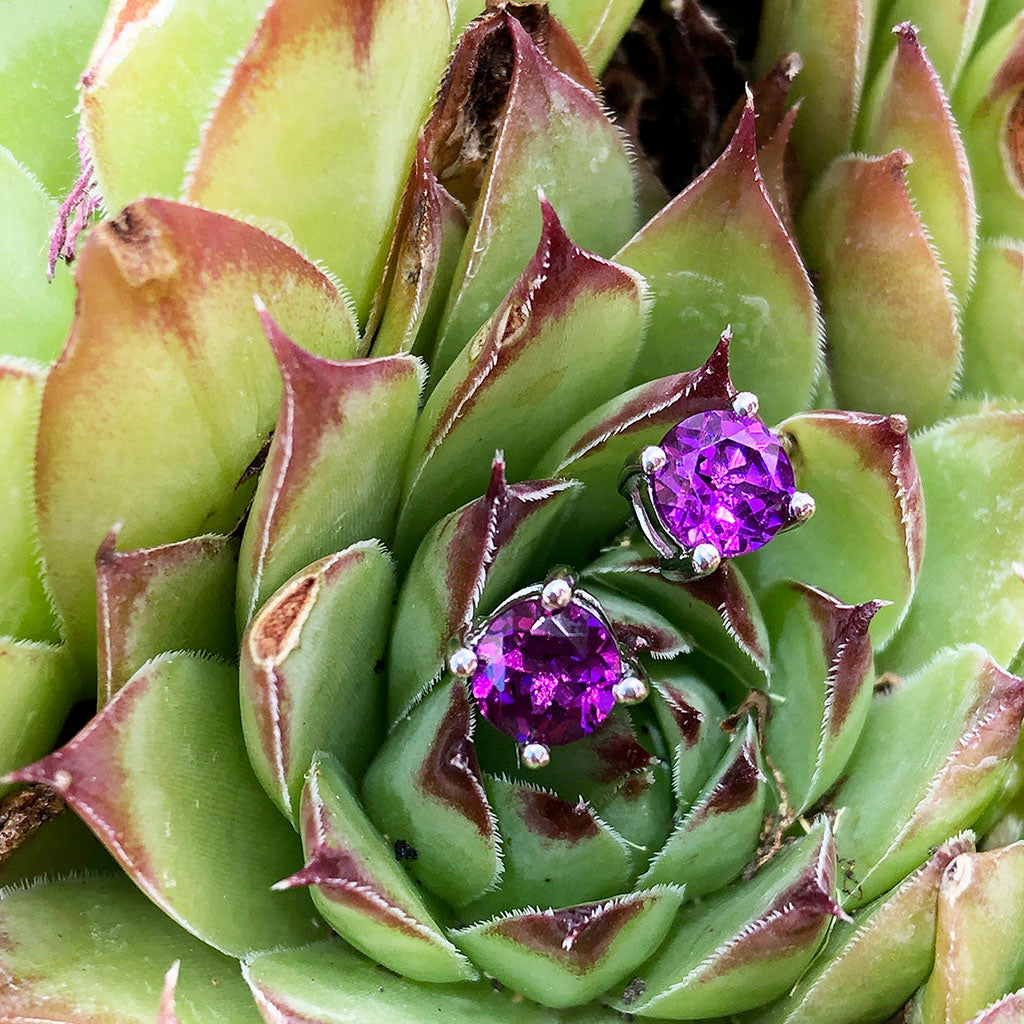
left=533, top=330, right=736, bottom=557
left=363, top=679, right=500, bottom=906
left=546, top=0, right=645, bottom=72
left=452, top=886, right=684, bottom=1009
left=237, top=306, right=421, bottom=627
left=639, top=717, right=768, bottom=897
left=0, top=359, right=58, bottom=643
left=917, top=843, right=1024, bottom=1024
left=835, top=646, right=1024, bottom=908
left=185, top=0, right=450, bottom=323
left=617, top=106, right=821, bottom=425
left=618, top=819, right=842, bottom=1019
left=463, top=775, right=632, bottom=919
left=9, top=652, right=321, bottom=957
left=396, top=200, right=647, bottom=559
left=0, top=640, right=77, bottom=790
left=744, top=410, right=924, bottom=646
left=96, top=530, right=239, bottom=705
left=755, top=0, right=871, bottom=177
left=0, top=874, right=260, bottom=1023
left=883, top=411, right=1024, bottom=672
left=34, top=199, right=359, bottom=672
left=244, top=939, right=628, bottom=1022
left=752, top=833, right=975, bottom=1024
left=0, top=148, right=75, bottom=361
left=279, top=751, right=476, bottom=984
left=763, top=583, right=883, bottom=812
left=858, top=22, right=978, bottom=304
left=387, top=458, right=580, bottom=724
left=960, top=240, right=1024, bottom=401
left=241, top=543, right=394, bottom=822
left=368, top=140, right=469, bottom=358
left=798, top=150, right=961, bottom=428
left=430, top=14, right=637, bottom=373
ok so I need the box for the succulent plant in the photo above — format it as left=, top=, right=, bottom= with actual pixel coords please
left=3, top=1, right=1024, bottom=1022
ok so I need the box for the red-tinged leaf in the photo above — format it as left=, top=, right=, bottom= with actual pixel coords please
left=618, top=820, right=843, bottom=1018
left=241, top=543, right=393, bottom=822
left=8, top=652, right=321, bottom=956
left=368, top=140, right=468, bottom=358
left=744, top=411, right=923, bottom=648
left=798, top=151, right=961, bottom=428
left=279, top=752, right=476, bottom=983
left=96, top=529, right=239, bottom=705
left=758, top=104, right=801, bottom=234
left=755, top=0, right=872, bottom=176
left=34, top=200, right=358, bottom=673
left=237, top=306, right=421, bottom=627
left=429, top=15, right=637, bottom=373
left=452, top=888, right=684, bottom=1009
left=835, top=646, right=1024, bottom=907
left=718, top=51, right=803, bottom=150
left=546, top=0, right=646, bottom=72
left=859, top=23, right=978, bottom=303
left=966, top=991, right=1024, bottom=1024
left=532, top=329, right=736, bottom=557
left=388, top=456, right=580, bottom=724
left=763, top=583, right=884, bottom=812
left=617, top=105, right=821, bottom=425
left=185, top=0, right=451, bottom=323
left=0, top=875, right=262, bottom=1024
left=395, top=200, right=647, bottom=560
left=363, top=680, right=500, bottom=906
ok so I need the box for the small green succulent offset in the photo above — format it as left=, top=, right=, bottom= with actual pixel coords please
left=4, top=0, right=1024, bottom=1021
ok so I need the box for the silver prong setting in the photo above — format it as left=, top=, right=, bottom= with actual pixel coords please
left=640, top=445, right=668, bottom=475
left=613, top=675, right=649, bottom=705
left=691, top=542, right=722, bottom=577
left=788, top=490, right=816, bottom=524
left=449, top=646, right=478, bottom=678
left=521, top=742, right=551, bottom=769
left=541, top=576, right=574, bottom=612
left=732, top=391, right=760, bottom=418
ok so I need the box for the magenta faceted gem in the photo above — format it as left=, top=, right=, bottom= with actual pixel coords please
left=470, top=596, right=622, bottom=746
left=650, top=409, right=796, bottom=557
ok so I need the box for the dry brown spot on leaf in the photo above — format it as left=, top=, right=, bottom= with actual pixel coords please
left=0, top=784, right=65, bottom=869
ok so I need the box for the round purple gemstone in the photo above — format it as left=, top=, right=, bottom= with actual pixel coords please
left=470, top=596, right=622, bottom=746
left=650, top=409, right=796, bottom=557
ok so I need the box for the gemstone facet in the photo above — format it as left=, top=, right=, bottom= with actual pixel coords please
left=469, top=595, right=622, bottom=746
left=649, top=409, right=796, bottom=558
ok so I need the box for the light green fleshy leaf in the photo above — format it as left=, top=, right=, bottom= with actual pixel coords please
left=835, top=646, right=1024, bottom=908
left=638, top=718, right=767, bottom=898
left=453, top=887, right=684, bottom=1009
left=616, top=107, right=821, bottom=426
left=186, top=0, right=450, bottom=323
left=363, top=679, right=500, bottom=907
left=396, top=201, right=647, bottom=561
left=241, top=544, right=394, bottom=823
left=762, top=583, right=882, bottom=812
left=883, top=411, right=1024, bottom=672
left=33, top=199, right=359, bottom=674
left=0, top=359, right=58, bottom=643
left=431, top=17, right=636, bottom=374
left=237, top=305, right=420, bottom=628
left=0, top=873, right=261, bottom=1023
left=750, top=833, right=975, bottom=1024
left=281, top=752, right=476, bottom=984
left=0, top=148, right=75, bottom=362
left=918, top=843, right=1024, bottom=1024
left=245, top=940, right=629, bottom=1023
left=9, top=652, right=321, bottom=957
left=960, top=240, right=1024, bottom=401
left=618, top=820, right=841, bottom=1019
left=743, top=410, right=923, bottom=647
left=0, top=640, right=77, bottom=792
left=980, top=0, right=1024, bottom=44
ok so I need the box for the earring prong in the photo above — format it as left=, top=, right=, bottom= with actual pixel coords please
left=613, top=675, right=649, bottom=705
left=449, top=646, right=478, bottom=678
left=788, top=491, right=816, bottom=524
left=732, top=391, right=760, bottom=418
left=521, top=742, right=551, bottom=769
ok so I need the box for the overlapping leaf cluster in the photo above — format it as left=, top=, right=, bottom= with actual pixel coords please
left=3, top=1, right=1024, bottom=1022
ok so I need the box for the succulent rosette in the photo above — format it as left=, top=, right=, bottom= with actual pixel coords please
left=3, top=1, right=1024, bottom=1022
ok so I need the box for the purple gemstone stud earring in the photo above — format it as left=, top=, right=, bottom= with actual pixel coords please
left=448, top=570, right=648, bottom=768
left=619, top=391, right=815, bottom=582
